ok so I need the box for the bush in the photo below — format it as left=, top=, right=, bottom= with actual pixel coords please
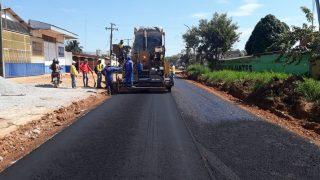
left=200, top=70, right=288, bottom=90
left=187, top=65, right=320, bottom=103
left=187, top=64, right=210, bottom=79
left=297, top=79, right=320, bottom=102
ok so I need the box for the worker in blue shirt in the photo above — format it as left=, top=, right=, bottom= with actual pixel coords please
left=124, top=57, right=134, bottom=87
left=137, top=60, right=143, bottom=78
left=104, top=63, right=122, bottom=94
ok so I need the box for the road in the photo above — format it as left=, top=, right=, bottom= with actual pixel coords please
left=1, top=78, right=320, bottom=179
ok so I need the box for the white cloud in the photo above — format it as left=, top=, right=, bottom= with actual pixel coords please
left=230, top=0, right=263, bottom=17
left=191, top=12, right=210, bottom=19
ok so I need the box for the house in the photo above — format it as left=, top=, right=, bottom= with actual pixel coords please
left=72, top=53, right=99, bottom=71
left=0, top=8, right=78, bottom=78
left=29, top=20, right=77, bottom=74
left=1, top=8, right=34, bottom=77
left=222, top=49, right=243, bottom=60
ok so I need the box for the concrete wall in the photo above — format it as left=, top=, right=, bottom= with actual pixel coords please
left=3, top=30, right=31, bottom=63
left=216, top=53, right=311, bottom=76
left=5, top=63, right=45, bottom=78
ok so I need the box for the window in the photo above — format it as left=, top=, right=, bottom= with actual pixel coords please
left=32, top=41, right=43, bottom=56
left=42, top=35, right=56, bottom=43
left=58, top=46, right=65, bottom=57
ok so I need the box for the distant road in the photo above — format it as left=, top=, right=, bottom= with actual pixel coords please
left=1, top=79, right=320, bottom=179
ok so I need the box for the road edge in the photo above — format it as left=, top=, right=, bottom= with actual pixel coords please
left=183, top=78, right=320, bottom=147
left=0, top=92, right=109, bottom=172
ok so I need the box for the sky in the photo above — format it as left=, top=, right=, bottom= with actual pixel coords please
left=2, top=0, right=316, bottom=56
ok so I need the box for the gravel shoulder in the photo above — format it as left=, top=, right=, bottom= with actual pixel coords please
left=0, top=74, right=102, bottom=137
left=0, top=74, right=108, bottom=170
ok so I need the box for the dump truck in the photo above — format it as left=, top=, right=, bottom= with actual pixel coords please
left=112, top=27, right=174, bottom=93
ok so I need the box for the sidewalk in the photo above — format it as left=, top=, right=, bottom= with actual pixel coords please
left=0, top=74, right=105, bottom=138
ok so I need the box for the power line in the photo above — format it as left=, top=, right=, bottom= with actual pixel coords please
left=123, top=38, right=132, bottom=46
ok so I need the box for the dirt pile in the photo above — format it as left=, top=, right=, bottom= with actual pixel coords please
left=244, top=76, right=320, bottom=122
left=0, top=77, right=27, bottom=96
left=175, top=71, right=188, bottom=79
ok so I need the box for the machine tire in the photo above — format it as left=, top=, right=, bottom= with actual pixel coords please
left=167, top=87, right=172, bottom=92
left=53, top=81, right=59, bottom=88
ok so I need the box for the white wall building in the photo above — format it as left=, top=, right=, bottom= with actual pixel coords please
left=29, top=20, right=78, bottom=73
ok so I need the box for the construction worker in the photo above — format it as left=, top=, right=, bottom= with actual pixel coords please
left=94, top=60, right=104, bottom=88
left=104, top=63, right=122, bottom=95
left=79, top=59, right=93, bottom=87
left=119, top=40, right=124, bottom=49
left=118, top=40, right=125, bottom=64
left=124, top=57, right=134, bottom=87
left=70, top=61, right=78, bottom=88
left=172, top=65, right=176, bottom=75
left=137, top=60, right=143, bottom=78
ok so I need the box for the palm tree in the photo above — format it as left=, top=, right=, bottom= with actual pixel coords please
left=65, top=40, right=83, bottom=53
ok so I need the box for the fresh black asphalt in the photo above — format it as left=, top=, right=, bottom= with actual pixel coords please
left=1, top=78, right=320, bottom=179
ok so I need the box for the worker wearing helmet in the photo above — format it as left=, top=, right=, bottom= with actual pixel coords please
left=118, top=40, right=125, bottom=64
left=104, top=63, right=122, bottom=95
left=79, top=59, right=93, bottom=87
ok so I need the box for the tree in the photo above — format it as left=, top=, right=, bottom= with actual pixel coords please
left=245, top=14, right=289, bottom=55
left=271, top=7, right=320, bottom=64
left=65, top=40, right=83, bottom=53
left=197, top=13, right=240, bottom=63
left=183, top=27, right=200, bottom=62
left=166, top=54, right=180, bottom=65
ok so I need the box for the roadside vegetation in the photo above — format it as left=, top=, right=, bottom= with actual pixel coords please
left=296, top=78, right=320, bottom=102
left=187, top=64, right=320, bottom=102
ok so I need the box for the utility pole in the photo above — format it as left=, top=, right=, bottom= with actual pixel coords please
left=315, top=0, right=320, bottom=31
left=123, top=38, right=132, bottom=46
left=105, top=23, right=118, bottom=57
left=0, top=3, right=3, bottom=77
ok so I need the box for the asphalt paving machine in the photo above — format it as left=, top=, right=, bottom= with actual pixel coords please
left=112, top=27, right=174, bottom=93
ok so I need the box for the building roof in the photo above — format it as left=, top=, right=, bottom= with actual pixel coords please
left=29, top=20, right=78, bottom=39
left=73, top=53, right=98, bottom=59
left=2, top=8, right=30, bottom=35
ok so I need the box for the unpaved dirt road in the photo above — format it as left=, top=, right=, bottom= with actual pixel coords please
left=1, top=79, right=320, bottom=179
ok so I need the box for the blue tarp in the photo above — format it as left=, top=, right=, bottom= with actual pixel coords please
left=5, top=63, right=45, bottom=78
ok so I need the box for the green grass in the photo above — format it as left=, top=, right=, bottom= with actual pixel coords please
left=199, top=69, right=289, bottom=90
left=296, top=78, right=320, bottom=102
left=186, top=65, right=320, bottom=102
left=187, top=64, right=210, bottom=78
